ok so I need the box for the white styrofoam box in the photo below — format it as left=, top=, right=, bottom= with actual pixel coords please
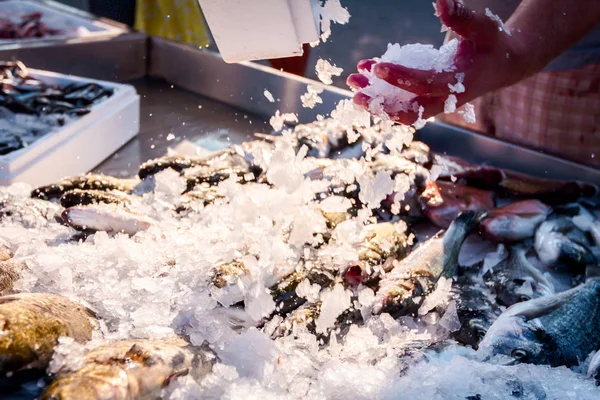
left=0, top=0, right=124, bottom=44
left=288, top=0, right=320, bottom=44
left=198, top=0, right=319, bottom=63
left=0, top=70, right=140, bottom=187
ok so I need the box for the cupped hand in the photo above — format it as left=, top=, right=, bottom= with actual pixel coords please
left=347, top=0, right=531, bottom=125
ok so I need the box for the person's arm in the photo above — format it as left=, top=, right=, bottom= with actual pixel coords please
left=347, top=0, right=600, bottom=125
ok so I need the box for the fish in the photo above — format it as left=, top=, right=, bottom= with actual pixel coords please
left=478, top=272, right=600, bottom=367
left=270, top=266, right=337, bottom=317
left=480, top=200, right=550, bottom=243
left=451, top=282, right=501, bottom=349
left=32, top=174, right=139, bottom=201
left=484, top=245, right=555, bottom=307
left=534, top=217, right=597, bottom=273
left=434, top=154, right=598, bottom=204
left=0, top=293, right=96, bottom=375
left=0, top=242, right=12, bottom=262
left=587, top=349, right=600, bottom=384
left=343, top=221, right=413, bottom=287
left=174, top=184, right=224, bottom=213
left=62, top=205, right=153, bottom=236
left=183, top=163, right=255, bottom=192
left=0, top=260, right=26, bottom=296
left=270, top=298, right=361, bottom=341
left=41, top=338, right=216, bottom=400
left=59, top=189, right=133, bottom=209
left=0, top=196, right=61, bottom=227
left=417, top=181, right=495, bottom=229
left=209, top=259, right=296, bottom=307
left=137, top=148, right=236, bottom=180
left=372, top=211, right=485, bottom=318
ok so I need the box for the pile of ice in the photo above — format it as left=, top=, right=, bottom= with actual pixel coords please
left=357, top=39, right=474, bottom=128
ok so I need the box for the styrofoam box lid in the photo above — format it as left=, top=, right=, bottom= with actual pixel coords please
left=0, top=0, right=124, bottom=44
left=0, top=69, right=137, bottom=175
left=198, top=0, right=319, bottom=63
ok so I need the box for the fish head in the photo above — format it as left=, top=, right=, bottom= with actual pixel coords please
left=477, top=314, right=553, bottom=365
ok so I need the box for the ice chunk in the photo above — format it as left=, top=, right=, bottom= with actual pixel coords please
left=270, top=111, right=298, bottom=132
left=461, top=102, right=477, bottom=124
left=220, top=328, right=278, bottom=380
left=444, top=94, right=457, bottom=114
left=300, top=85, right=324, bottom=109
left=316, top=59, right=343, bottom=85
left=485, top=8, right=512, bottom=36
left=357, top=170, right=395, bottom=209
left=418, top=276, right=453, bottom=315
left=448, top=72, right=466, bottom=93
left=380, top=39, right=459, bottom=73
left=263, top=90, right=275, bottom=103
left=319, top=0, right=351, bottom=42
left=296, top=278, right=321, bottom=302
left=316, top=283, right=352, bottom=333
left=439, top=300, right=461, bottom=332
left=413, top=105, right=427, bottom=129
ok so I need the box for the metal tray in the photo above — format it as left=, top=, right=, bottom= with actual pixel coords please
left=147, top=36, right=600, bottom=186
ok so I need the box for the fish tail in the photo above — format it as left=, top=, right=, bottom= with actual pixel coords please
left=440, top=211, right=486, bottom=279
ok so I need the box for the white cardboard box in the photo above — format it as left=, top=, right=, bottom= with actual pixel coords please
left=0, top=69, right=140, bottom=187
left=198, top=0, right=320, bottom=63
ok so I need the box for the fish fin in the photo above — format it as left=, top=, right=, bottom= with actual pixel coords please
left=586, top=266, right=600, bottom=280
left=510, top=288, right=577, bottom=321
left=163, top=368, right=190, bottom=387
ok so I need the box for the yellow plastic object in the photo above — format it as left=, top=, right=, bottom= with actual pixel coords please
left=134, top=0, right=210, bottom=47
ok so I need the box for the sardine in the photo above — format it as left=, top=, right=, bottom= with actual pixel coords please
left=41, top=338, right=216, bottom=400
left=481, top=200, right=550, bottom=243
left=478, top=273, right=600, bottom=367
left=0, top=293, right=96, bottom=375
left=372, top=211, right=484, bottom=317
left=534, top=218, right=597, bottom=273
left=62, top=205, right=153, bottom=236
left=32, top=175, right=139, bottom=201
left=417, top=181, right=495, bottom=229
left=59, top=189, right=133, bottom=209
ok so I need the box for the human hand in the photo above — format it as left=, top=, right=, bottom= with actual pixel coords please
left=347, top=0, right=532, bottom=125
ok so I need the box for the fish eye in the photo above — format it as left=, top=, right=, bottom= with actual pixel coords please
left=511, top=349, right=529, bottom=360
left=518, top=295, right=531, bottom=302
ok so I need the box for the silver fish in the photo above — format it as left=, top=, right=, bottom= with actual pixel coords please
left=62, top=205, right=153, bottom=236
left=534, top=217, right=597, bottom=273
left=372, top=211, right=484, bottom=317
left=478, top=274, right=600, bottom=367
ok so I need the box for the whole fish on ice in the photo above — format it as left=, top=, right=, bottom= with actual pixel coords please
left=62, top=204, right=154, bottom=236
left=0, top=293, right=97, bottom=375
left=42, top=338, right=216, bottom=400
left=478, top=271, right=600, bottom=367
